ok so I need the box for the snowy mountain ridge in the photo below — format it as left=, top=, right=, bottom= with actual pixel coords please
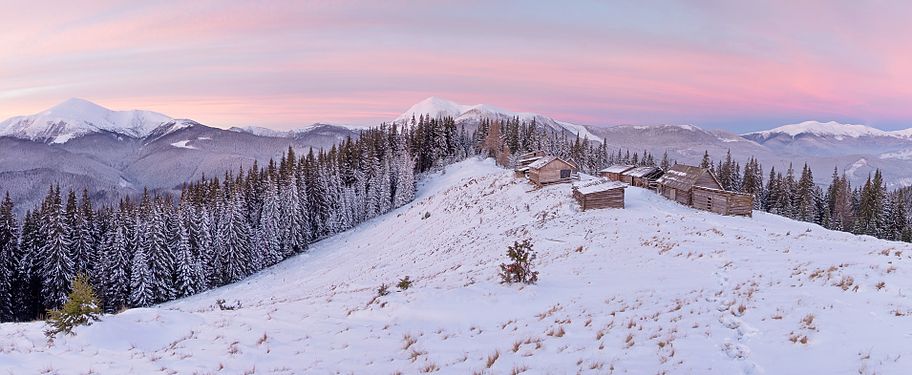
left=396, top=96, right=604, bottom=142
left=2, top=158, right=910, bottom=373
left=743, top=120, right=912, bottom=140
left=0, top=98, right=175, bottom=143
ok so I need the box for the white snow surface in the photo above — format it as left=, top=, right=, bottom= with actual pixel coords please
left=397, top=97, right=603, bottom=142
left=2, top=158, right=912, bottom=374
left=170, top=140, right=197, bottom=150
left=744, top=120, right=912, bottom=139
left=0, top=98, right=173, bottom=143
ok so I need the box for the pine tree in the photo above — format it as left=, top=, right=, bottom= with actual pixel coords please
left=796, top=164, right=817, bottom=222
left=40, top=186, right=75, bottom=310
left=0, top=193, right=17, bottom=321
left=146, top=203, right=175, bottom=302
left=101, top=213, right=130, bottom=313
left=129, top=245, right=153, bottom=307
left=44, top=273, right=101, bottom=338
left=173, top=219, right=199, bottom=297
left=72, top=189, right=96, bottom=276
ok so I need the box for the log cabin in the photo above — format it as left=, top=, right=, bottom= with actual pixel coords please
left=620, top=166, right=664, bottom=188
left=527, top=156, right=578, bottom=186
left=655, top=164, right=722, bottom=206
left=572, top=179, right=626, bottom=210
left=691, top=186, right=754, bottom=217
left=514, top=150, right=546, bottom=177
left=598, top=165, right=635, bottom=181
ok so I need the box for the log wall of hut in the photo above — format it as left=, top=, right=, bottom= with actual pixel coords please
left=692, top=186, right=753, bottom=217
left=573, top=188, right=625, bottom=210
left=529, top=159, right=577, bottom=186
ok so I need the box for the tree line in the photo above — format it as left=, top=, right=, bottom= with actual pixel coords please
left=0, top=119, right=470, bottom=322
left=2, top=115, right=909, bottom=323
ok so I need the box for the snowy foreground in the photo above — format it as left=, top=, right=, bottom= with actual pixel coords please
left=2, top=158, right=912, bottom=374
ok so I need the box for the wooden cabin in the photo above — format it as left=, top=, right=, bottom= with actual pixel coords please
left=572, top=179, right=626, bottom=210
left=514, top=150, right=546, bottom=177
left=620, top=166, right=664, bottom=188
left=655, top=164, right=723, bottom=206
left=527, top=156, right=578, bottom=186
left=598, top=165, right=635, bottom=181
left=692, top=186, right=754, bottom=217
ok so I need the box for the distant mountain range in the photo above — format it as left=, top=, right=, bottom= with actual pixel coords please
left=2, top=97, right=911, bottom=213
left=0, top=99, right=357, bottom=212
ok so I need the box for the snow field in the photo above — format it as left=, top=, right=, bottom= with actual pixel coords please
left=1, top=157, right=911, bottom=374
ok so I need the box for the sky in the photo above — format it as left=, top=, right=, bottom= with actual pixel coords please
left=2, top=0, right=912, bottom=132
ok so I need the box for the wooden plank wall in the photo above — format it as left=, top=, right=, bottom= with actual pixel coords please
left=575, top=189, right=624, bottom=210
left=692, top=186, right=753, bottom=217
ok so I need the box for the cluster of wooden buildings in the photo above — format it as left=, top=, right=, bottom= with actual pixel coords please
left=514, top=151, right=753, bottom=217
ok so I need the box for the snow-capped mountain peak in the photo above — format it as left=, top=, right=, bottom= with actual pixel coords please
left=0, top=98, right=173, bottom=143
left=395, top=96, right=603, bottom=142
left=743, top=120, right=909, bottom=139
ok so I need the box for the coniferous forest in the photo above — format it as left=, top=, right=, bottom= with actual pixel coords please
left=1, top=117, right=910, bottom=323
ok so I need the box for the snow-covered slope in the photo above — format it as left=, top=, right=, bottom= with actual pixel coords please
left=3, top=158, right=911, bottom=374
left=397, top=97, right=603, bottom=142
left=0, top=98, right=173, bottom=143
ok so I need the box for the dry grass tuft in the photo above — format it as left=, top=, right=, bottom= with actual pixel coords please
left=486, top=350, right=500, bottom=368
left=402, top=334, right=417, bottom=351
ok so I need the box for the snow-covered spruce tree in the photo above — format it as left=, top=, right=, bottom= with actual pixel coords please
left=71, top=189, right=96, bottom=276
left=101, top=213, right=130, bottom=313
left=146, top=203, right=175, bottom=303
left=219, top=192, right=252, bottom=284
left=16, top=210, right=44, bottom=321
left=45, top=273, right=100, bottom=338
left=129, top=245, right=153, bottom=308
left=40, top=185, right=75, bottom=310
left=0, top=192, right=18, bottom=321
left=258, top=182, right=283, bottom=266
left=173, top=218, right=200, bottom=297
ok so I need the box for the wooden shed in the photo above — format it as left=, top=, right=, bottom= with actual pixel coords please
left=692, top=186, right=754, bottom=217
left=527, top=156, right=578, bottom=186
left=514, top=150, right=546, bottom=177
left=620, top=166, right=664, bottom=188
left=655, top=164, right=723, bottom=206
left=598, top=165, right=635, bottom=181
left=572, top=179, right=626, bottom=210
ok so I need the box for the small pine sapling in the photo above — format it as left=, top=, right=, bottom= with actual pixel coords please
left=45, top=273, right=102, bottom=339
left=377, top=283, right=391, bottom=296
left=499, top=239, right=539, bottom=284
left=397, top=276, right=413, bottom=290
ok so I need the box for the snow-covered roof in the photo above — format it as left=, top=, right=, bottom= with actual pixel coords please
left=527, top=156, right=556, bottom=169
left=623, top=166, right=662, bottom=178
left=600, top=165, right=635, bottom=174
left=656, top=164, right=714, bottom=191
left=517, top=156, right=543, bottom=164
left=573, top=179, right=626, bottom=195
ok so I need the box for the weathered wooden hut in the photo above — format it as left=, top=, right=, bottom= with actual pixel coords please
left=655, top=164, right=722, bottom=206
left=598, top=165, right=635, bottom=181
left=514, top=150, right=546, bottom=177
left=692, top=186, right=754, bottom=217
left=527, top=156, right=578, bottom=186
left=620, top=166, right=665, bottom=188
left=572, top=179, right=626, bottom=210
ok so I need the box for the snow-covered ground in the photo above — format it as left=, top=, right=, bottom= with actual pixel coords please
left=2, top=158, right=912, bottom=374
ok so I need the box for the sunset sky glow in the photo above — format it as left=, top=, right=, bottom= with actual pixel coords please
left=2, top=1, right=912, bottom=132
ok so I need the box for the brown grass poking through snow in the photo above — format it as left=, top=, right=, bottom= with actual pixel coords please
left=547, top=325, right=566, bottom=337
left=420, top=362, right=439, bottom=373
left=510, top=365, right=529, bottom=375
left=486, top=350, right=500, bottom=368
left=402, top=334, right=417, bottom=351
left=801, top=314, right=816, bottom=329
